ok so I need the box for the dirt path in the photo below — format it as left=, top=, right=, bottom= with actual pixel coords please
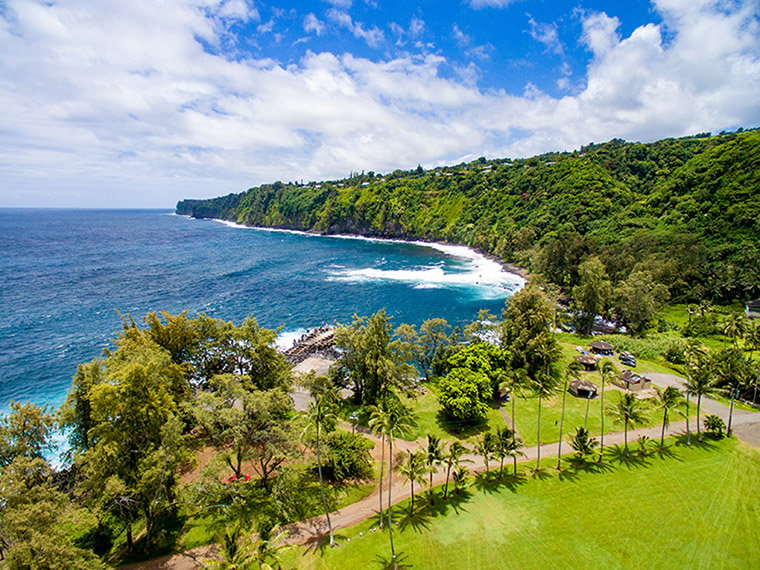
left=121, top=394, right=760, bottom=570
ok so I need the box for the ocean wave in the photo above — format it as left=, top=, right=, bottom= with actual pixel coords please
left=275, top=328, right=308, bottom=351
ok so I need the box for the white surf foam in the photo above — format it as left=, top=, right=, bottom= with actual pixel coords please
left=275, top=328, right=309, bottom=351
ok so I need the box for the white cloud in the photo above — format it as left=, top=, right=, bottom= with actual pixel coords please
left=327, top=8, right=384, bottom=48
left=304, top=13, right=325, bottom=35
left=528, top=17, right=563, bottom=54
left=470, top=0, right=521, bottom=8
left=0, top=0, right=759, bottom=207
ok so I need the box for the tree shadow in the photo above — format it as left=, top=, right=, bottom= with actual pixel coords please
left=398, top=504, right=434, bottom=534
left=374, top=551, right=413, bottom=570
left=530, top=467, right=553, bottom=481
left=605, top=444, right=653, bottom=469
left=435, top=409, right=491, bottom=439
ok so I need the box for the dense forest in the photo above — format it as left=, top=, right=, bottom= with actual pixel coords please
left=177, top=130, right=760, bottom=303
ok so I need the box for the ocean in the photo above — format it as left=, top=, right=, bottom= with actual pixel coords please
left=0, top=209, right=524, bottom=413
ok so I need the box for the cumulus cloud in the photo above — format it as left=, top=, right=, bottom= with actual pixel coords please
left=327, top=8, right=384, bottom=47
left=529, top=17, right=563, bottom=54
left=0, top=0, right=759, bottom=207
left=304, top=13, right=325, bottom=35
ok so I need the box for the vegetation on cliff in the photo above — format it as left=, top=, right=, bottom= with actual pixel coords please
left=177, top=129, right=760, bottom=303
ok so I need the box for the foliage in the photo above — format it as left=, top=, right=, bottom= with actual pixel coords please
left=322, top=430, right=373, bottom=482
left=178, top=130, right=760, bottom=303
left=704, top=414, right=726, bottom=438
left=568, top=427, right=599, bottom=459
left=447, top=341, right=511, bottom=397
left=437, top=367, right=491, bottom=421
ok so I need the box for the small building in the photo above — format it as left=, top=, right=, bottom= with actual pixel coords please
left=569, top=378, right=598, bottom=399
left=573, top=354, right=600, bottom=371
left=612, top=370, right=652, bottom=392
left=589, top=340, right=615, bottom=355
left=746, top=300, right=760, bottom=319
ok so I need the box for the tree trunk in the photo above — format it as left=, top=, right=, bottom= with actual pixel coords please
left=584, top=396, right=590, bottom=430
left=557, top=379, right=568, bottom=470
left=660, top=409, right=668, bottom=450
left=388, top=437, right=397, bottom=570
left=443, top=463, right=451, bottom=499
left=378, top=433, right=385, bottom=529
left=624, top=417, right=629, bottom=458
left=126, top=522, right=134, bottom=554
left=410, top=479, right=414, bottom=516
left=316, top=425, right=334, bottom=547
left=686, top=391, right=691, bottom=446
left=535, top=393, right=542, bottom=472
left=429, top=470, right=434, bottom=504
left=513, top=454, right=518, bottom=477
left=598, top=375, right=605, bottom=463
left=697, top=394, right=702, bottom=443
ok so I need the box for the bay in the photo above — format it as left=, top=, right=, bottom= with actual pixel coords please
left=0, top=209, right=523, bottom=412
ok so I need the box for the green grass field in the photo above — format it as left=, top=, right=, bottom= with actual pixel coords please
left=282, top=438, right=760, bottom=569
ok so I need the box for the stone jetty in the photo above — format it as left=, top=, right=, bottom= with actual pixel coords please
left=282, top=326, right=340, bottom=366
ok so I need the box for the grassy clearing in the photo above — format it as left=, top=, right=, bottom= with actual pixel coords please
left=283, top=437, right=760, bottom=569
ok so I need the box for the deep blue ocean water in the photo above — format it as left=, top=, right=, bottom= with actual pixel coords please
left=0, top=209, right=523, bottom=413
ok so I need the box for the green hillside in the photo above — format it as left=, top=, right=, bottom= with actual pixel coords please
left=177, top=130, right=760, bottom=302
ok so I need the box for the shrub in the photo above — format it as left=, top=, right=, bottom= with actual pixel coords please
left=437, top=367, right=491, bottom=420
left=322, top=430, right=374, bottom=482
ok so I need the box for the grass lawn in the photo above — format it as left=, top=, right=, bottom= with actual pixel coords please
left=282, top=437, right=760, bottom=569
left=399, top=387, right=506, bottom=443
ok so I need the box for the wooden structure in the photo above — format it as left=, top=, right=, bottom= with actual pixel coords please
left=612, top=370, right=651, bottom=392
left=569, top=378, right=598, bottom=399
left=746, top=300, right=760, bottom=319
left=589, top=341, right=614, bottom=355
left=573, top=354, right=600, bottom=371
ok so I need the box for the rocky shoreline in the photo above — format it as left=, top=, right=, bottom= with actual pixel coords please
left=282, top=325, right=340, bottom=366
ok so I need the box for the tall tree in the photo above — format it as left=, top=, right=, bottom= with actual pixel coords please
left=0, top=402, right=56, bottom=469
left=557, top=362, right=582, bottom=470
left=596, top=360, right=615, bottom=463
left=571, top=255, right=612, bottom=335
left=655, top=386, right=683, bottom=450
left=395, top=318, right=452, bottom=382
left=424, top=434, right=444, bottom=504
left=687, top=357, right=719, bottom=443
left=533, top=369, right=560, bottom=472
left=610, top=392, right=646, bottom=457
left=475, top=432, right=497, bottom=476
left=719, top=313, right=749, bottom=349
left=615, top=269, right=670, bottom=336
left=442, top=441, right=470, bottom=499
left=367, top=401, right=390, bottom=529
left=383, top=399, right=413, bottom=570
left=682, top=340, right=707, bottom=446
left=334, top=310, right=414, bottom=406
left=303, top=395, right=338, bottom=548
left=396, top=450, right=428, bottom=516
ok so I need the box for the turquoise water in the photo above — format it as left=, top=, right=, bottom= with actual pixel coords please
left=0, top=209, right=523, bottom=412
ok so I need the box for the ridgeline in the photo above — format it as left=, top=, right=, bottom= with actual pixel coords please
left=177, top=130, right=760, bottom=302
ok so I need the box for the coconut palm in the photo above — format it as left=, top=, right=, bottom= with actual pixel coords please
left=424, top=434, right=444, bottom=504
left=204, top=525, right=254, bottom=570
left=475, top=431, right=497, bottom=476
left=557, top=361, right=582, bottom=469
left=302, top=396, right=338, bottom=547
left=533, top=370, right=560, bottom=472
left=719, top=313, right=749, bottom=349
left=610, top=392, right=646, bottom=458
left=687, top=357, right=718, bottom=443
left=745, top=323, right=760, bottom=359
left=568, top=426, right=599, bottom=460
left=505, top=433, right=525, bottom=477
left=596, top=360, right=615, bottom=463
left=683, top=340, right=707, bottom=447
left=494, top=426, right=514, bottom=479
left=452, top=464, right=469, bottom=494
left=367, top=402, right=389, bottom=528
left=442, top=441, right=470, bottom=499
left=704, top=414, right=726, bottom=438
left=397, top=450, right=428, bottom=516
left=655, top=385, right=683, bottom=450
left=383, top=399, right=413, bottom=570
left=251, top=526, right=292, bottom=570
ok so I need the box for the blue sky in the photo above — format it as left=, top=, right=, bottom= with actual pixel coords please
left=1, top=0, right=759, bottom=207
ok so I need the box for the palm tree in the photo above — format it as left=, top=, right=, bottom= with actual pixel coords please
left=533, top=370, right=559, bottom=472
left=505, top=434, right=525, bottom=477
left=720, top=313, right=749, bottom=349
left=597, top=360, right=615, bottom=463
left=384, top=399, right=413, bottom=570
left=655, top=385, right=683, bottom=450
left=367, top=402, right=389, bottom=529
left=251, top=526, right=292, bottom=570
left=302, top=396, right=338, bottom=547
left=204, top=525, right=254, bottom=569
left=568, top=427, right=599, bottom=460
left=687, top=357, right=718, bottom=443
left=424, top=434, right=444, bottom=504
left=397, top=450, right=428, bottom=516
left=683, top=340, right=707, bottom=446
left=610, top=392, right=646, bottom=458
left=442, top=441, right=470, bottom=499
left=475, top=431, right=497, bottom=476
left=494, top=426, right=513, bottom=479
left=452, top=464, right=469, bottom=494
left=557, top=361, right=582, bottom=470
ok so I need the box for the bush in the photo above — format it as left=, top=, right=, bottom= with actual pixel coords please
left=704, top=414, right=726, bottom=438
left=322, top=430, right=374, bottom=482
left=437, top=367, right=491, bottom=420
left=681, top=314, right=719, bottom=337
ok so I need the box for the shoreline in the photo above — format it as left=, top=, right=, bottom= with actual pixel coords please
left=183, top=214, right=529, bottom=283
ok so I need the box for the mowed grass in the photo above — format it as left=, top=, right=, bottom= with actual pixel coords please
left=282, top=438, right=760, bottom=569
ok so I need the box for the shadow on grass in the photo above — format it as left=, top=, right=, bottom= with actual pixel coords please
left=605, top=444, right=654, bottom=469
left=374, top=551, right=413, bottom=569
left=434, top=407, right=493, bottom=439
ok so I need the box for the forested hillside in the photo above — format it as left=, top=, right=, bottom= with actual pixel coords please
left=177, top=130, right=760, bottom=302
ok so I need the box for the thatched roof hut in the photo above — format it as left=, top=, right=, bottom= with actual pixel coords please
left=589, top=340, right=614, bottom=355
left=568, top=378, right=598, bottom=399
left=573, top=354, right=600, bottom=371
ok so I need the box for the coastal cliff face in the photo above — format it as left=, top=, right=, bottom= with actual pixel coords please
left=177, top=130, right=760, bottom=302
